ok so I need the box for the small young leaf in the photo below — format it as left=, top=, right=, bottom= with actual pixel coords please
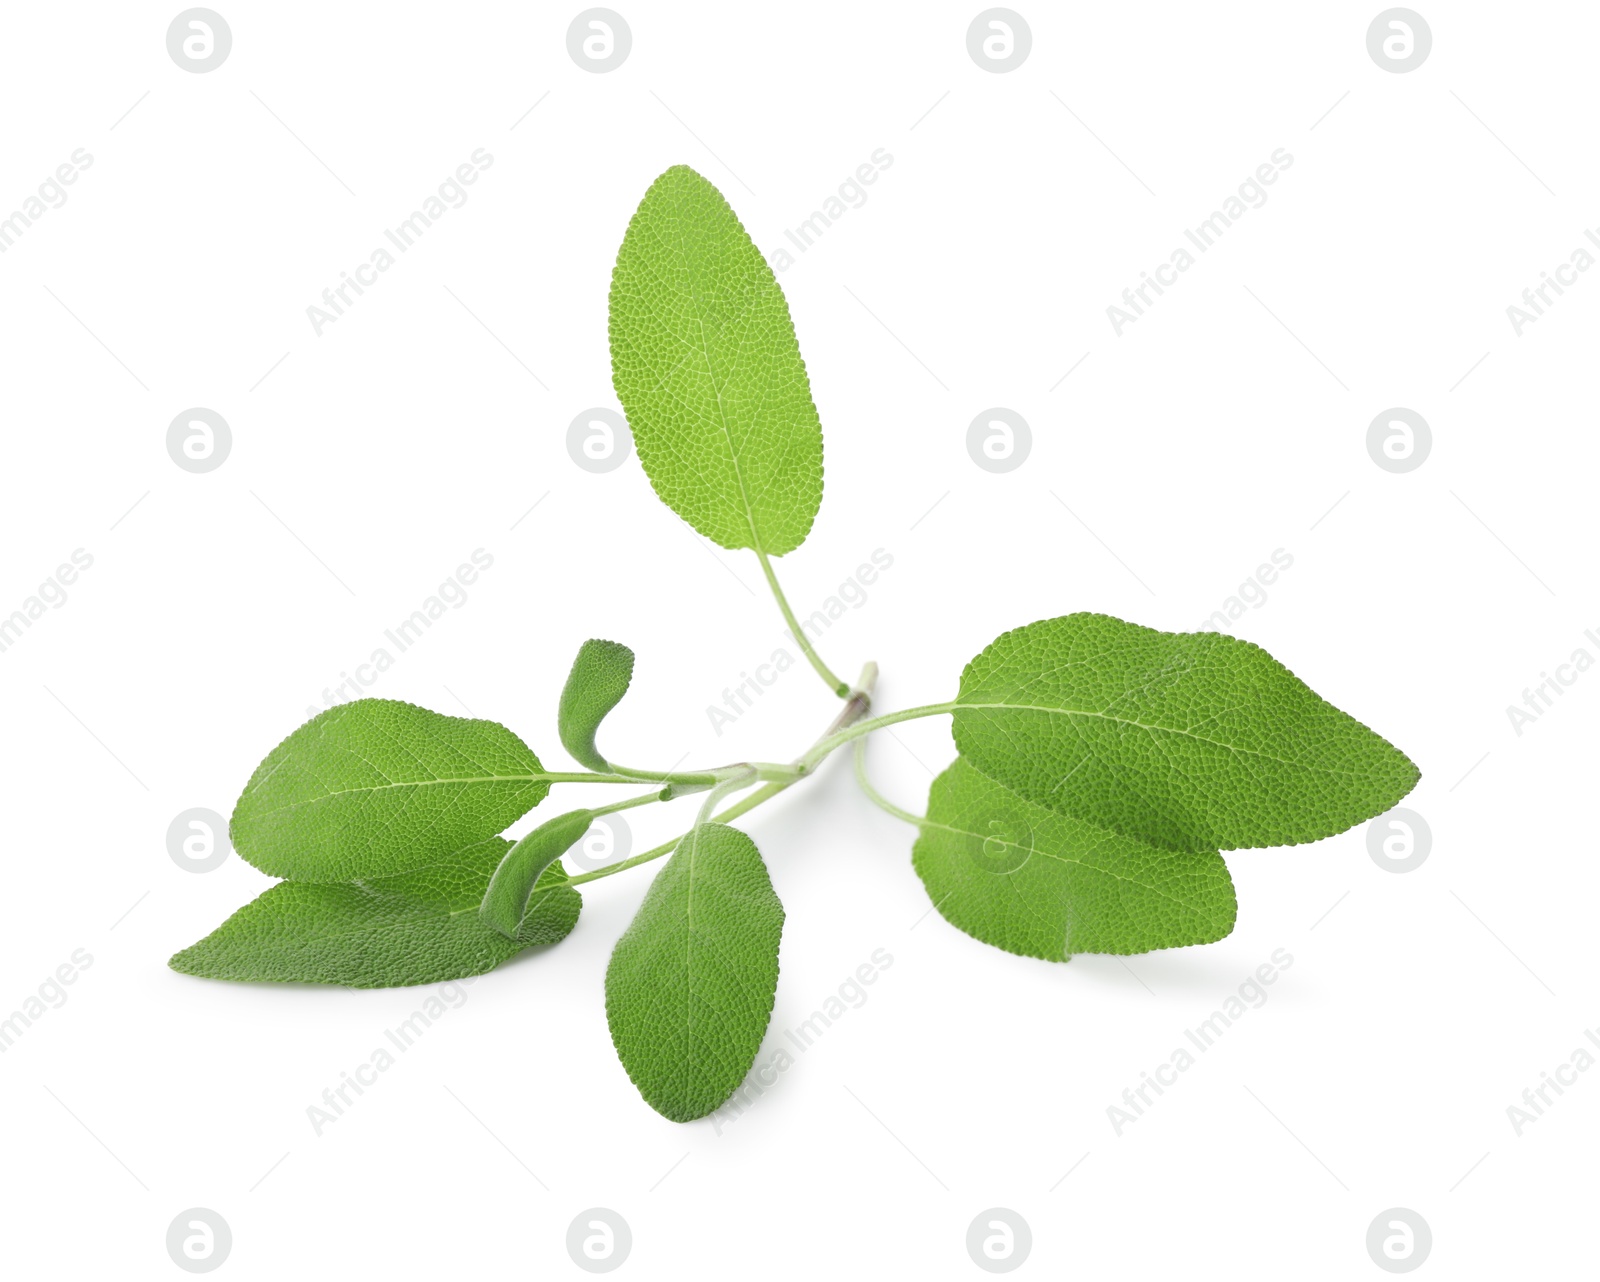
left=912, top=759, right=1236, bottom=959
left=605, top=822, right=784, bottom=1122
left=609, top=165, right=824, bottom=556
left=558, top=639, right=635, bottom=771
left=953, top=613, right=1420, bottom=853
left=168, top=839, right=580, bottom=987
left=231, top=699, right=554, bottom=882
left=481, top=808, right=597, bottom=937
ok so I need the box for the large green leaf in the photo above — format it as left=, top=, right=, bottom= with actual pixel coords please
left=953, top=613, right=1420, bottom=853
left=912, top=759, right=1236, bottom=959
left=608, top=165, right=824, bottom=556
left=168, top=839, right=580, bottom=987
left=231, top=699, right=554, bottom=882
left=605, top=822, right=784, bottom=1122
left=558, top=639, right=634, bottom=771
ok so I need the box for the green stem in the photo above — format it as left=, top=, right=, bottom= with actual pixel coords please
left=694, top=765, right=759, bottom=826
left=562, top=839, right=667, bottom=888
left=701, top=779, right=793, bottom=827
left=612, top=761, right=798, bottom=794
left=564, top=780, right=795, bottom=887
left=591, top=789, right=671, bottom=818
left=541, top=771, right=680, bottom=786
left=756, top=549, right=849, bottom=697
left=852, top=738, right=924, bottom=827
left=561, top=662, right=881, bottom=888
left=595, top=764, right=722, bottom=791
left=797, top=701, right=959, bottom=773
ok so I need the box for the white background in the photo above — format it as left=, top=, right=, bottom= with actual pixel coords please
left=1, top=1, right=1594, bottom=1276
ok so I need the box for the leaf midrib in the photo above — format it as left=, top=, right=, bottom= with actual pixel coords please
left=915, top=815, right=1214, bottom=913
left=956, top=699, right=1370, bottom=777
left=659, top=196, right=766, bottom=556
left=207, top=884, right=563, bottom=952
left=683, top=827, right=701, bottom=1078
left=241, top=774, right=550, bottom=822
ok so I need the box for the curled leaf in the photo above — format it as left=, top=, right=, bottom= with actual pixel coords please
left=558, top=639, right=635, bottom=772
left=481, top=809, right=596, bottom=938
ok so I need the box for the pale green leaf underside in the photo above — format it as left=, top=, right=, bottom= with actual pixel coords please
left=231, top=699, right=552, bottom=883
left=169, top=839, right=580, bottom=987
left=608, top=165, right=823, bottom=556
left=913, top=759, right=1236, bottom=959
left=558, top=639, right=634, bottom=772
left=954, top=613, right=1420, bottom=853
left=605, top=822, right=784, bottom=1122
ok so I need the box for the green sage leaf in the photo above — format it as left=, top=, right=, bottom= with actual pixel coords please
left=605, top=822, right=784, bottom=1122
left=912, top=759, right=1236, bottom=959
left=953, top=613, right=1420, bottom=853
left=231, top=699, right=554, bottom=882
left=558, top=639, right=635, bottom=771
left=481, top=808, right=597, bottom=938
left=168, top=839, right=580, bottom=987
left=608, top=165, right=824, bottom=556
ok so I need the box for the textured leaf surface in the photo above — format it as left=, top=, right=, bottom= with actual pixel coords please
left=231, top=699, right=553, bottom=882
left=605, top=823, right=784, bottom=1122
left=953, top=613, right=1420, bottom=852
left=558, top=639, right=634, bottom=771
left=169, top=839, right=580, bottom=987
left=912, top=759, right=1236, bottom=959
left=609, top=165, right=823, bottom=556
left=481, top=808, right=596, bottom=937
